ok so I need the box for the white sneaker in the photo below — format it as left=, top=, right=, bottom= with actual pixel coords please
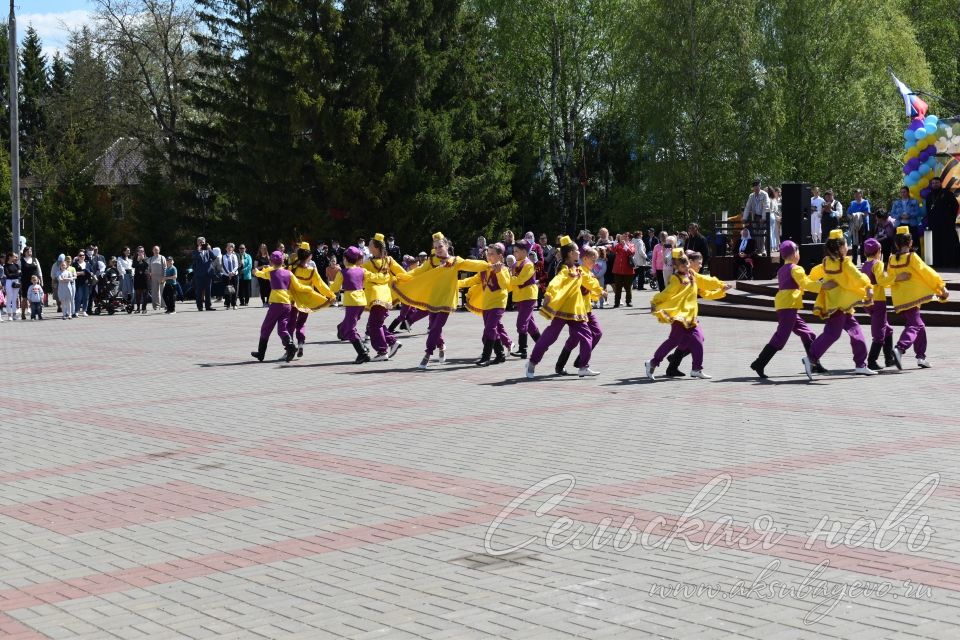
left=917, top=358, right=931, bottom=369
left=372, top=353, right=389, bottom=362
left=438, top=348, right=446, bottom=364
left=853, top=367, right=879, bottom=376
left=801, top=356, right=813, bottom=381
left=691, top=370, right=712, bottom=379
left=525, top=362, right=535, bottom=379
left=418, top=356, right=429, bottom=370
left=578, top=367, right=599, bottom=377
left=388, top=342, right=402, bottom=358
left=81, top=311, right=88, bottom=317
left=892, top=347, right=903, bottom=370
left=644, top=360, right=657, bottom=381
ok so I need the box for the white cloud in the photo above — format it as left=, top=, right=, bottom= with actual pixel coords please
left=19, top=10, right=93, bottom=58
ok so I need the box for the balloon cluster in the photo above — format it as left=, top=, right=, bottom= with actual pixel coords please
left=902, top=114, right=945, bottom=201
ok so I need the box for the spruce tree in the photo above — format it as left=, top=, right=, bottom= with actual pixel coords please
left=19, top=26, right=49, bottom=169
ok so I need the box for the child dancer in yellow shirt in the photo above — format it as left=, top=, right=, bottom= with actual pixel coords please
left=365, top=233, right=410, bottom=361
left=392, top=232, right=490, bottom=369
left=524, top=236, right=597, bottom=378
left=458, top=243, right=511, bottom=366
left=645, top=249, right=730, bottom=380
left=330, top=247, right=390, bottom=363
left=288, top=243, right=336, bottom=359
left=664, top=250, right=728, bottom=377
left=748, top=241, right=823, bottom=378
left=802, top=229, right=875, bottom=379
left=555, top=246, right=604, bottom=375
left=508, top=240, right=541, bottom=359
left=888, top=226, right=949, bottom=369
left=860, top=238, right=897, bottom=370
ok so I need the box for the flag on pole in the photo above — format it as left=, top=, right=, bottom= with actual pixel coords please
left=891, top=72, right=928, bottom=119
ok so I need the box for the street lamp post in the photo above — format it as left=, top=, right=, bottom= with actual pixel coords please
left=8, top=0, right=20, bottom=257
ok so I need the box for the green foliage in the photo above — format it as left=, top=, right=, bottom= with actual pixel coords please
left=0, top=0, right=955, bottom=260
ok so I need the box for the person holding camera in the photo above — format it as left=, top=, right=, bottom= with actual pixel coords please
left=191, top=236, right=216, bottom=311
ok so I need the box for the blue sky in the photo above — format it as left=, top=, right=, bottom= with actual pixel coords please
left=18, top=0, right=95, bottom=56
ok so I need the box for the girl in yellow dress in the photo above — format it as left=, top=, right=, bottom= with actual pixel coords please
left=802, top=229, right=875, bottom=380
left=524, top=236, right=597, bottom=379
left=365, top=233, right=410, bottom=361
left=392, top=232, right=490, bottom=369
left=888, top=226, right=949, bottom=369
left=288, top=243, right=336, bottom=359
left=457, top=243, right=511, bottom=366
left=644, top=249, right=729, bottom=381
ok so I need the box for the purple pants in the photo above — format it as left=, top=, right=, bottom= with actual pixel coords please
left=651, top=321, right=704, bottom=370
left=366, top=305, right=396, bottom=355
left=337, top=306, right=364, bottom=342
left=768, top=309, right=816, bottom=351
left=425, top=312, right=449, bottom=355
left=808, top=311, right=868, bottom=368
left=867, top=301, right=893, bottom=345
left=565, top=313, right=602, bottom=368
left=529, top=318, right=591, bottom=366
left=287, top=307, right=309, bottom=344
left=482, top=308, right=510, bottom=344
left=260, top=303, right=292, bottom=342
left=400, top=305, right=428, bottom=327
left=896, top=307, right=927, bottom=358
left=515, top=300, right=541, bottom=340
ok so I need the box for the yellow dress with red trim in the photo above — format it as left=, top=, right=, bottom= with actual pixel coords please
left=289, top=264, right=335, bottom=312
left=458, top=267, right=510, bottom=315
left=811, top=256, right=871, bottom=319
left=363, top=255, right=410, bottom=310
left=392, top=255, right=489, bottom=314
left=539, top=266, right=591, bottom=322
left=887, top=252, right=947, bottom=313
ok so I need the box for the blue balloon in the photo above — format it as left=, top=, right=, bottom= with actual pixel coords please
left=905, top=174, right=917, bottom=186
left=925, top=115, right=938, bottom=126
left=925, top=124, right=938, bottom=136
left=904, top=129, right=915, bottom=141
left=915, top=129, right=928, bottom=141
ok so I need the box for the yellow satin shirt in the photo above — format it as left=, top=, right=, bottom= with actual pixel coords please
left=887, top=252, right=947, bottom=312
left=459, top=268, right=511, bottom=314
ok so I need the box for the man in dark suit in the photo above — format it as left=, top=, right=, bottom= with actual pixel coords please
left=386, top=236, right=402, bottom=262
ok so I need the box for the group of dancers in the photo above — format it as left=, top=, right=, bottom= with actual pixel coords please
left=250, top=227, right=949, bottom=381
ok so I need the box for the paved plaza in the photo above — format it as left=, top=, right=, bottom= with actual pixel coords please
left=1, top=293, right=960, bottom=639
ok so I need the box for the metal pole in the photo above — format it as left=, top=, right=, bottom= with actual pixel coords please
left=583, top=185, right=590, bottom=229
left=9, top=0, right=20, bottom=256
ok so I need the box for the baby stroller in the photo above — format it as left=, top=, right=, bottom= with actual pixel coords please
left=93, top=271, right=135, bottom=315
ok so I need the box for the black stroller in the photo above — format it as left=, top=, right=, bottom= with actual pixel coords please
left=93, top=271, right=134, bottom=315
